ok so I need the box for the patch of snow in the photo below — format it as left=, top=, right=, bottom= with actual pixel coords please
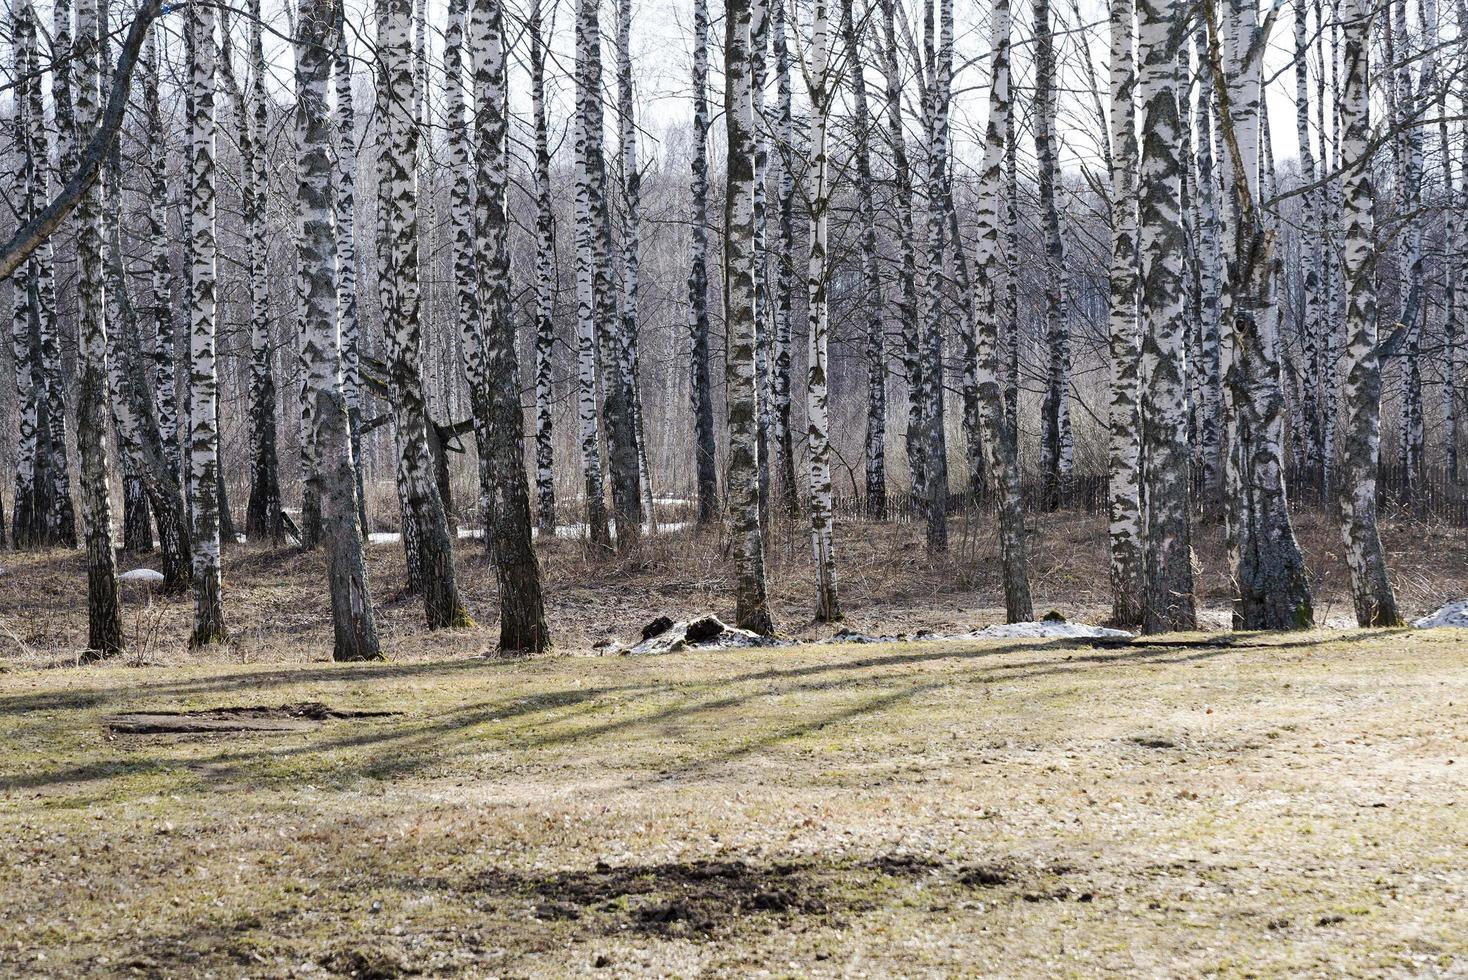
left=831, top=621, right=1132, bottom=644
left=1413, top=599, right=1468, bottom=629
left=121, top=568, right=165, bottom=584
left=368, top=531, right=401, bottom=545
left=957, top=621, right=1133, bottom=640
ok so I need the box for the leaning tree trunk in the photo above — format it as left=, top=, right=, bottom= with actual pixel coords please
left=965, top=0, right=1033, bottom=623
left=1136, top=0, right=1195, bottom=633
left=74, top=0, right=123, bottom=658
left=841, top=0, right=886, bottom=520
left=470, top=0, right=551, bottom=653
left=806, top=0, right=839, bottom=622
left=378, top=0, right=470, bottom=629
left=1335, top=0, right=1401, bottom=627
left=1106, top=0, right=1144, bottom=628
left=724, top=0, right=774, bottom=635
left=187, top=0, right=227, bottom=647
left=1034, top=0, right=1073, bottom=511
left=688, top=0, right=719, bottom=527
left=295, top=0, right=381, bottom=661
left=102, top=113, right=192, bottom=592
left=530, top=0, right=558, bottom=532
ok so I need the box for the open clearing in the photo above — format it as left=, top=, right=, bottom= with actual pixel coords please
left=2, top=627, right=1465, bottom=977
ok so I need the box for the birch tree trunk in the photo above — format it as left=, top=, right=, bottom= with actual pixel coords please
left=1210, top=0, right=1313, bottom=631
left=28, top=0, right=78, bottom=549
left=576, top=0, right=643, bottom=548
left=296, top=0, right=381, bottom=661
left=1106, top=0, right=1144, bottom=627
left=572, top=0, right=611, bottom=550
left=842, top=0, right=886, bottom=520
left=186, top=0, right=227, bottom=647
left=688, top=0, right=719, bottom=527
left=615, top=0, right=656, bottom=524
left=378, top=0, right=471, bottom=629
left=10, top=2, right=42, bottom=549
left=1136, top=0, right=1196, bottom=633
left=1193, top=27, right=1224, bottom=499
left=244, top=0, right=283, bottom=544
left=1034, top=0, right=1073, bottom=510
left=1293, top=0, right=1324, bottom=487
left=771, top=0, right=799, bottom=515
left=444, top=0, right=494, bottom=536
left=530, top=0, right=558, bottom=532
left=1336, top=0, right=1401, bottom=626
left=918, top=0, right=952, bottom=551
left=806, top=0, right=839, bottom=622
left=878, top=0, right=925, bottom=506
left=75, top=0, right=123, bottom=657
left=725, top=0, right=775, bottom=634
left=470, top=0, right=550, bottom=653
left=967, top=0, right=1033, bottom=622
left=334, top=3, right=367, bottom=538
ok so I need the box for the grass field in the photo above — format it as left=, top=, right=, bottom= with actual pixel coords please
left=3, top=627, right=1465, bottom=977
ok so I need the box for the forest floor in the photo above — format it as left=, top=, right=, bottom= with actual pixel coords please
left=0, top=505, right=1465, bottom=665
left=1, top=628, right=1465, bottom=976
left=0, top=509, right=1466, bottom=975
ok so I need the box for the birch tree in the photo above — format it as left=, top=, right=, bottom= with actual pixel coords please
left=725, top=0, right=775, bottom=634
left=1034, top=0, right=1073, bottom=509
left=573, top=0, right=611, bottom=549
left=771, top=0, right=799, bottom=513
left=378, top=0, right=471, bottom=628
left=878, top=0, right=925, bottom=505
left=615, top=0, right=656, bottom=522
left=334, top=1, right=367, bottom=536
left=530, top=0, right=558, bottom=532
left=576, top=0, right=643, bottom=547
left=1208, top=0, right=1313, bottom=630
left=75, top=0, right=124, bottom=656
left=471, top=0, right=551, bottom=652
left=296, top=0, right=381, bottom=661
left=1106, top=0, right=1144, bottom=627
left=841, top=0, right=886, bottom=519
left=1336, top=0, right=1401, bottom=626
left=244, top=0, right=283, bottom=544
left=1136, top=0, right=1195, bottom=633
left=804, top=0, right=839, bottom=622
left=688, top=0, right=719, bottom=527
left=186, top=0, right=228, bottom=647
left=967, top=0, right=1033, bottom=622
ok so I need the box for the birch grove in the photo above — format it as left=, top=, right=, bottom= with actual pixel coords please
left=2, top=0, right=1464, bottom=656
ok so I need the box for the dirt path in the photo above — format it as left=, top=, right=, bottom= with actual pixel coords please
left=1, top=629, right=1464, bottom=976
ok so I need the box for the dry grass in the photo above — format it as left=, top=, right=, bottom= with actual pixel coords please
left=1, top=628, right=1464, bottom=976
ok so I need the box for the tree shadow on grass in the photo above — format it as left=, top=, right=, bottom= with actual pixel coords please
left=1, top=639, right=1248, bottom=796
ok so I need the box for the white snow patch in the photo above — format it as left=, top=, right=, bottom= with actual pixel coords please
left=833, top=621, right=1132, bottom=644
left=1413, top=599, right=1468, bottom=629
left=121, top=568, right=165, bottom=584
left=368, top=531, right=400, bottom=545
left=959, top=621, right=1133, bottom=640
